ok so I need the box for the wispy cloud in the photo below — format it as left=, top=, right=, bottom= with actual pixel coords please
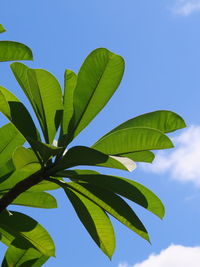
left=173, top=0, right=200, bottom=16
left=118, top=245, right=200, bottom=267
left=141, top=126, right=200, bottom=187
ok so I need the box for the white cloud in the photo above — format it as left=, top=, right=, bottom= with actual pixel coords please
left=118, top=245, right=200, bottom=267
left=141, top=126, right=200, bottom=187
left=173, top=0, right=200, bottom=16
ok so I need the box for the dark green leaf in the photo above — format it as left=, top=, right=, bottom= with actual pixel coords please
left=0, top=163, right=41, bottom=192
left=65, top=186, right=115, bottom=258
left=0, top=41, right=33, bottom=62
left=28, top=139, right=64, bottom=163
left=55, top=169, right=100, bottom=178
left=0, top=86, right=40, bottom=142
left=92, top=127, right=173, bottom=155
left=66, top=182, right=149, bottom=241
left=52, top=146, right=136, bottom=173
left=0, top=210, right=55, bottom=256
left=57, top=174, right=164, bottom=219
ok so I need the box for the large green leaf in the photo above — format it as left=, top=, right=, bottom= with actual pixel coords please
left=2, top=245, right=49, bottom=267
left=59, top=69, right=77, bottom=146
left=0, top=25, right=6, bottom=33
left=52, top=146, right=136, bottom=173
left=92, top=127, right=173, bottom=155
left=0, top=210, right=55, bottom=257
left=9, top=191, right=57, bottom=209
left=10, top=63, right=35, bottom=107
left=65, top=186, right=115, bottom=258
left=56, top=173, right=164, bottom=219
left=104, top=110, right=186, bottom=136
left=11, top=63, right=63, bottom=143
left=56, top=169, right=100, bottom=178
left=71, top=48, right=125, bottom=138
left=27, top=68, right=63, bottom=143
left=0, top=41, right=33, bottom=62
left=0, top=86, right=40, bottom=142
left=119, top=151, right=155, bottom=163
left=0, top=123, right=25, bottom=166
left=67, top=182, right=149, bottom=241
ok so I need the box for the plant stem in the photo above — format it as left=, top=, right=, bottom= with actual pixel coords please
left=0, top=170, right=44, bottom=213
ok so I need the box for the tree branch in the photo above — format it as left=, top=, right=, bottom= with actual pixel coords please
left=0, top=170, right=45, bottom=213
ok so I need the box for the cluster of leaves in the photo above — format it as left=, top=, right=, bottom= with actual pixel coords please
left=0, top=24, right=186, bottom=266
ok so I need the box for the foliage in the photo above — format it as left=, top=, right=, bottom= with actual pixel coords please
left=0, top=25, right=186, bottom=266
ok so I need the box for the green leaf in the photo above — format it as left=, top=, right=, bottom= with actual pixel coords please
left=0, top=25, right=6, bottom=33
left=0, top=160, right=15, bottom=185
left=8, top=191, right=57, bottom=209
left=71, top=48, right=125, bottom=138
left=28, top=180, right=60, bottom=192
left=57, top=174, right=164, bottom=219
left=119, top=151, right=155, bottom=163
left=0, top=147, right=41, bottom=191
left=0, top=86, right=40, bottom=142
left=56, top=169, right=100, bottom=178
left=10, top=63, right=35, bottom=107
left=10, top=63, right=63, bottom=143
left=54, top=178, right=149, bottom=243
left=0, top=123, right=25, bottom=166
left=65, top=186, right=115, bottom=258
left=27, top=68, right=63, bottom=143
left=105, top=110, right=186, bottom=135
left=0, top=41, right=33, bottom=62
left=92, top=127, right=173, bottom=155
left=2, top=245, right=49, bottom=267
left=66, top=182, right=149, bottom=241
left=52, top=146, right=136, bottom=173
left=0, top=210, right=55, bottom=257
left=59, top=69, right=77, bottom=146
left=12, top=147, right=39, bottom=170
left=28, top=138, right=64, bottom=163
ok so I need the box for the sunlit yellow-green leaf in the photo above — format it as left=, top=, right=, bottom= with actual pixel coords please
left=2, top=245, right=49, bottom=267
left=92, top=127, right=173, bottom=155
left=0, top=123, right=25, bottom=166
left=105, top=110, right=186, bottom=136
left=59, top=69, right=77, bottom=146
left=0, top=24, right=6, bottom=33
left=71, top=48, right=124, bottom=139
left=0, top=41, right=33, bottom=62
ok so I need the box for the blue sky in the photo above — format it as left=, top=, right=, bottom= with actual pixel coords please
left=1, top=0, right=200, bottom=266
